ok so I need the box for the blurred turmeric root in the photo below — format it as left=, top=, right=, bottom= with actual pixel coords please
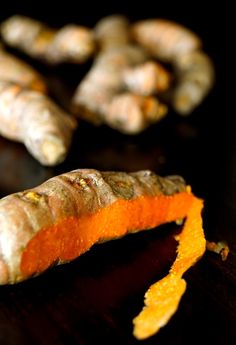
left=73, top=16, right=214, bottom=132
left=0, top=81, right=77, bottom=166
left=1, top=15, right=95, bottom=64
left=1, top=15, right=215, bottom=134
left=171, top=50, right=215, bottom=115
left=0, top=47, right=47, bottom=92
left=131, top=19, right=215, bottom=115
left=72, top=16, right=168, bottom=134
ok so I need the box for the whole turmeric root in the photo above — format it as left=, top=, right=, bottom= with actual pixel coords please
left=131, top=19, right=202, bottom=62
left=0, top=168, right=206, bottom=338
left=1, top=15, right=95, bottom=64
left=72, top=44, right=148, bottom=126
left=72, top=15, right=168, bottom=134
left=171, top=50, right=215, bottom=115
left=0, top=48, right=47, bottom=92
left=0, top=81, right=77, bottom=165
left=131, top=19, right=215, bottom=115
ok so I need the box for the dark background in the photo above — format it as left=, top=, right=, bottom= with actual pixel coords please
left=0, top=1, right=236, bottom=344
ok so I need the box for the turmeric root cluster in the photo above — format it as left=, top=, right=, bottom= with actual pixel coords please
left=72, top=15, right=214, bottom=132
left=72, top=16, right=169, bottom=134
left=0, top=15, right=214, bottom=160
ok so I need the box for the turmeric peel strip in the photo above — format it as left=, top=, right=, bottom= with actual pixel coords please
left=133, top=197, right=205, bottom=339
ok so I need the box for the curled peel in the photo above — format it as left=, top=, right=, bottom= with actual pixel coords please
left=133, top=197, right=206, bottom=339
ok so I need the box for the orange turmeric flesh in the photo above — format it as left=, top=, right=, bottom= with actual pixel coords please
left=133, top=197, right=205, bottom=339
left=0, top=169, right=206, bottom=339
left=21, top=191, right=194, bottom=277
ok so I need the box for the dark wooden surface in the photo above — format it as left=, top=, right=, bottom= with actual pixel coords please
left=1, top=2, right=236, bottom=344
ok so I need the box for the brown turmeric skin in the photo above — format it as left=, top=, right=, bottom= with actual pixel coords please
left=0, top=169, right=206, bottom=339
left=0, top=81, right=77, bottom=165
left=0, top=48, right=47, bottom=93
left=1, top=15, right=95, bottom=64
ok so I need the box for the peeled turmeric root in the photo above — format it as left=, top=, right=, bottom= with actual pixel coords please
left=0, top=169, right=206, bottom=338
